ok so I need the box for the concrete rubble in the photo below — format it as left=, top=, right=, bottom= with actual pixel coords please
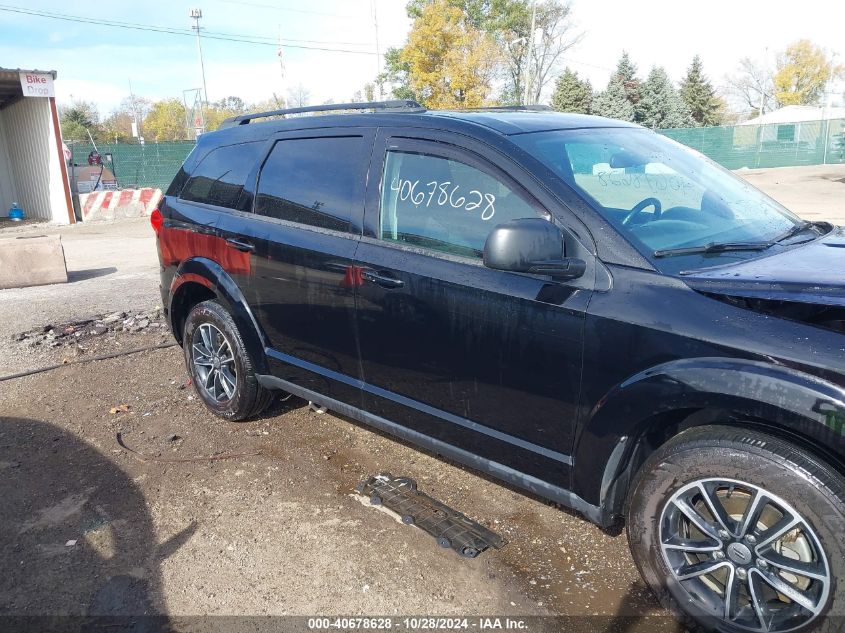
left=12, top=307, right=167, bottom=347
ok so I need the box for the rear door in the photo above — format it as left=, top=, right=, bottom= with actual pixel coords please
left=353, top=129, right=594, bottom=488
left=237, top=129, right=375, bottom=407
left=164, top=140, right=266, bottom=295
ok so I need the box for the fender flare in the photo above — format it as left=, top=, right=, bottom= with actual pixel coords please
left=573, top=357, right=845, bottom=516
left=169, top=257, right=269, bottom=374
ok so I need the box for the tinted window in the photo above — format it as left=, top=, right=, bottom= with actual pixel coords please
left=255, top=136, right=366, bottom=231
left=180, top=141, right=262, bottom=209
left=380, top=150, right=542, bottom=258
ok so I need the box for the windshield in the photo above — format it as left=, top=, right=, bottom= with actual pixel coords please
left=513, top=128, right=803, bottom=269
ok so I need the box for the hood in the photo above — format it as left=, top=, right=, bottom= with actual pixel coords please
left=682, top=227, right=845, bottom=307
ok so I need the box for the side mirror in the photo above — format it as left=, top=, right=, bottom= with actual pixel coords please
left=483, top=218, right=586, bottom=281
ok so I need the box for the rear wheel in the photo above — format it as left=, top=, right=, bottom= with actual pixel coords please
left=183, top=300, right=273, bottom=421
left=627, top=426, right=845, bottom=633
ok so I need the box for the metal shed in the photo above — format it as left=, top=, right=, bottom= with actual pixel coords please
left=0, top=68, right=74, bottom=224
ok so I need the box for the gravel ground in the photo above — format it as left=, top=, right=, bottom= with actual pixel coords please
left=0, top=217, right=159, bottom=377
left=1, top=164, right=844, bottom=629
left=0, top=334, right=675, bottom=631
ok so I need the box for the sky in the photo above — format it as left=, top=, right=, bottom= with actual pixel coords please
left=0, top=0, right=843, bottom=117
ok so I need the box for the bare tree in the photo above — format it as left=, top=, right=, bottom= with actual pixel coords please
left=286, top=83, right=311, bottom=108
left=525, top=1, right=583, bottom=104
left=725, top=57, right=776, bottom=118
left=491, top=0, right=582, bottom=105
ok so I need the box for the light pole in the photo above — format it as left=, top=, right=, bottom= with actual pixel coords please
left=190, top=8, right=209, bottom=106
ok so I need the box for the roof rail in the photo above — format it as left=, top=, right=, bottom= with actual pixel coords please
left=463, top=105, right=552, bottom=112
left=220, top=99, right=426, bottom=128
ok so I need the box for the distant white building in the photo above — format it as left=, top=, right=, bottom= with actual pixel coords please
left=739, top=105, right=845, bottom=126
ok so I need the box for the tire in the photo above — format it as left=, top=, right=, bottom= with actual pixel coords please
left=182, top=300, right=273, bottom=421
left=626, top=425, right=845, bottom=633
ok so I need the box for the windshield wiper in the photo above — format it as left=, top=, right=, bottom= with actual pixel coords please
left=772, top=220, right=814, bottom=243
left=653, top=241, right=773, bottom=258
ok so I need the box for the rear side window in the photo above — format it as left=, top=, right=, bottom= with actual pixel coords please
left=255, top=136, right=366, bottom=232
left=380, top=150, right=542, bottom=258
left=180, top=141, right=262, bottom=209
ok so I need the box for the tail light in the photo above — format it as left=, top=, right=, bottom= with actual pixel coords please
left=150, top=208, right=163, bottom=235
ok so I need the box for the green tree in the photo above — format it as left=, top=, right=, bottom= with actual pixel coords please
left=59, top=101, right=100, bottom=143
left=399, top=0, right=500, bottom=108
left=550, top=68, right=592, bottom=113
left=612, top=51, right=642, bottom=118
left=203, top=96, right=247, bottom=132
left=407, top=0, right=491, bottom=27
left=774, top=39, right=844, bottom=106
left=591, top=79, right=634, bottom=122
left=638, top=66, right=693, bottom=129
left=101, top=110, right=134, bottom=143
left=143, top=98, right=187, bottom=141
left=380, top=47, right=418, bottom=101
left=351, top=83, right=377, bottom=103
left=680, top=55, right=725, bottom=126
left=247, top=95, right=286, bottom=113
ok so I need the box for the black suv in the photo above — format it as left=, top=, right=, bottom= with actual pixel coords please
left=154, top=101, right=845, bottom=633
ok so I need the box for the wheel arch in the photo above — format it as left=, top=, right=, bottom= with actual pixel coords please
left=573, top=357, right=845, bottom=524
left=168, top=257, right=269, bottom=374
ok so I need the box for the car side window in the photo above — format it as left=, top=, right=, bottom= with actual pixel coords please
left=255, top=136, right=367, bottom=232
left=380, top=150, right=544, bottom=258
left=180, top=141, right=263, bottom=209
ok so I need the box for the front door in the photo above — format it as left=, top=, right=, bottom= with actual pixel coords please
left=353, top=131, right=592, bottom=488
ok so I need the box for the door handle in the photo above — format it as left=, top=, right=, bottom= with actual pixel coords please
left=361, top=270, right=404, bottom=289
left=225, top=237, right=255, bottom=252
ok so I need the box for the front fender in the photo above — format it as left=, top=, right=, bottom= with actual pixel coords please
left=170, top=257, right=269, bottom=374
left=573, top=357, right=845, bottom=512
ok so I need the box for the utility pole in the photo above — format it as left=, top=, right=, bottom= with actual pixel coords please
left=522, top=0, right=537, bottom=105
left=127, top=78, right=140, bottom=140
left=278, top=25, right=286, bottom=92
left=758, top=46, right=769, bottom=117
left=372, top=0, right=382, bottom=98
left=190, top=8, right=209, bottom=106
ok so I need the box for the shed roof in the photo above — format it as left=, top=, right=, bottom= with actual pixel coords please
left=739, top=105, right=845, bottom=126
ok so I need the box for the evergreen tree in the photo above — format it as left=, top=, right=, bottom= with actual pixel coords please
left=639, top=66, right=693, bottom=129
left=612, top=51, right=642, bottom=120
left=680, top=55, right=724, bottom=126
left=550, top=68, right=593, bottom=114
left=591, top=79, right=635, bottom=122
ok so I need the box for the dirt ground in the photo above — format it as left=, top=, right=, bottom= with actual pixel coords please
left=1, top=164, right=844, bottom=630
left=739, top=163, right=845, bottom=224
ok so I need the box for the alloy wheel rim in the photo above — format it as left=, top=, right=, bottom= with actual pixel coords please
left=659, top=478, right=830, bottom=632
left=191, top=323, right=237, bottom=403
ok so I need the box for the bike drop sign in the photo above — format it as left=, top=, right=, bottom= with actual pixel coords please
left=19, top=72, right=54, bottom=98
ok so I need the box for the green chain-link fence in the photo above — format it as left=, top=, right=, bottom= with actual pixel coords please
left=660, top=118, right=845, bottom=170
left=67, top=119, right=845, bottom=192
left=70, top=141, right=195, bottom=191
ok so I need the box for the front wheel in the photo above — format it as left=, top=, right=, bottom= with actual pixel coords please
left=627, top=425, right=845, bottom=633
left=183, top=300, right=273, bottom=421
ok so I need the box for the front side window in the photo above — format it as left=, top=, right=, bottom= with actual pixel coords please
left=380, top=150, right=542, bottom=258
left=180, top=141, right=263, bottom=209
left=513, top=128, right=803, bottom=269
left=255, top=136, right=366, bottom=232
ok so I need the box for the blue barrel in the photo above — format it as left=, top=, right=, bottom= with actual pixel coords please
left=8, top=202, right=24, bottom=221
